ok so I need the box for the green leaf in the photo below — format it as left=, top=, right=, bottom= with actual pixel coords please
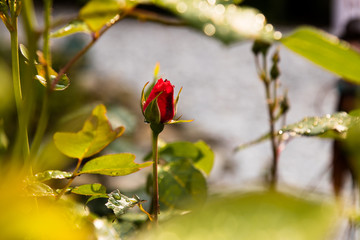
left=152, top=0, right=277, bottom=44
left=79, top=0, right=140, bottom=32
left=193, top=141, right=214, bottom=176
left=157, top=141, right=214, bottom=175
left=159, top=141, right=199, bottom=162
left=142, top=192, right=337, bottom=240
left=71, top=183, right=107, bottom=196
left=51, top=20, right=92, bottom=38
left=34, top=170, right=73, bottom=182
left=79, top=153, right=152, bottom=176
left=158, top=159, right=207, bottom=210
left=281, top=27, right=360, bottom=84
left=279, top=112, right=360, bottom=139
left=26, top=182, right=55, bottom=197
left=34, top=64, right=70, bottom=91
left=105, top=190, right=143, bottom=217
left=54, top=104, right=125, bottom=159
left=19, top=44, right=30, bottom=61
left=235, top=132, right=270, bottom=151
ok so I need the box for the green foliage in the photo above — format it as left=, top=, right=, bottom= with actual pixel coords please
left=54, top=104, right=125, bottom=159
left=34, top=170, right=73, bottom=182
left=34, top=64, right=70, bottom=91
left=158, top=159, right=207, bottom=210
left=281, top=27, right=360, bottom=84
left=51, top=20, right=91, bottom=38
left=20, top=44, right=70, bottom=91
left=79, top=153, right=152, bottom=176
left=79, top=0, right=123, bottom=32
left=71, top=183, right=109, bottom=203
left=152, top=0, right=277, bottom=44
left=158, top=141, right=214, bottom=176
left=141, top=192, right=337, bottom=240
left=71, top=183, right=107, bottom=196
left=279, top=112, right=360, bottom=139
left=25, top=181, right=56, bottom=197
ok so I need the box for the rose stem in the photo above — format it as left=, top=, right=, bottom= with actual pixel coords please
left=151, top=131, right=160, bottom=223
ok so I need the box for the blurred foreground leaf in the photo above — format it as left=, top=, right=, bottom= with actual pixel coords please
left=0, top=119, right=9, bottom=151
left=25, top=182, right=55, bottom=197
left=279, top=112, right=360, bottom=139
left=281, top=27, right=360, bottom=84
left=54, top=104, right=125, bottom=159
left=141, top=192, right=337, bottom=240
left=79, top=153, right=152, bottom=176
left=153, top=0, right=277, bottom=44
left=159, top=159, right=207, bottom=210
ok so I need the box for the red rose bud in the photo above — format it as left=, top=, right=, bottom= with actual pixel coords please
left=143, top=78, right=175, bottom=123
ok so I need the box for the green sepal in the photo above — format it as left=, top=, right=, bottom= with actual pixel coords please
left=174, top=87, right=182, bottom=116
left=166, top=119, right=193, bottom=125
left=144, top=92, right=162, bottom=124
left=150, top=122, right=164, bottom=135
left=140, top=81, right=149, bottom=112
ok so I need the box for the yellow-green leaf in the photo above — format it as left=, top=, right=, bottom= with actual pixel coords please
left=71, top=183, right=107, bottom=197
left=281, top=27, right=360, bottom=84
left=152, top=0, right=277, bottom=44
left=54, top=104, right=125, bottom=159
left=51, top=20, right=92, bottom=38
left=79, top=0, right=121, bottom=32
left=79, top=153, right=152, bottom=176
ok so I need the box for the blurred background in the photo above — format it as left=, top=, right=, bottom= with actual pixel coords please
left=0, top=0, right=355, bottom=194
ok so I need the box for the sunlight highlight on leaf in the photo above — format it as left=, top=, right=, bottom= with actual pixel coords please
left=54, top=104, right=125, bottom=159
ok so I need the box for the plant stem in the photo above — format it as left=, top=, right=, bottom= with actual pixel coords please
left=10, top=5, right=30, bottom=163
left=265, top=81, right=278, bottom=190
left=30, top=93, right=49, bottom=159
left=50, top=12, right=127, bottom=90
left=151, top=131, right=160, bottom=223
left=56, top=158, right=82, bottom=200
left=30, top=0, right=52, bottom=160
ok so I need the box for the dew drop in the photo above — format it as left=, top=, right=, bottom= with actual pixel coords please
left=306, top=129, right=311, bottom=134
left=176, top=2, right=188, bottom=13
left=278, top=130, right=283, bottom=135
left=203, top=23, right=216, bottom=36
left=265, top=24, right=273, bottom=32
left=214, top=4, right=225, bottom=15
left=274, top=31, right=282, bottom=40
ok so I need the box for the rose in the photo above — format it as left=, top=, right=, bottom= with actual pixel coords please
left=141, top=78, right=192, bottom=133
left=143, top=78, right=175, bottom=123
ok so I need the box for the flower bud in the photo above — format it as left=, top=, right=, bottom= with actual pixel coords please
left=142, top=78, right=175, bottom=124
